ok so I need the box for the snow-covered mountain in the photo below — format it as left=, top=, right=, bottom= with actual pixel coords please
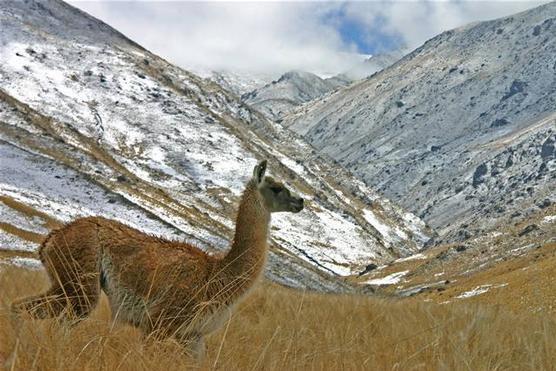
left=283, top=2, right=556, bottom=242
left=239, top=51, right=407, bottom=122
left=0, top=0, right=432, bottom=291
left=194, top=69, right=275, bottom=97
left=241, top=70, right=350, bottom=121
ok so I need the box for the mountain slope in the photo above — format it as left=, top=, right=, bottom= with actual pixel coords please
left=241, top=50, right=409, bottom=122
left=0, top=0, right=431, bottom=291
left=196, top=69, right=275, bottom=97
left=283, top=2, right=556, bottom=241
left=242, top=70, right=348, bottom=121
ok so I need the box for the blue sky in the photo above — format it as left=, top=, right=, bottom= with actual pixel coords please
left=72, top=1, right=546, bottom=76
left=322, top=5, right=405, bottom=55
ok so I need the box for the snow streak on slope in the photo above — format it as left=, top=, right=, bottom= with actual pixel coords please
left=0, top=0, right=431, bottom=291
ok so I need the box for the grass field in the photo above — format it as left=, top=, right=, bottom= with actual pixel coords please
left=1, top=265, right=555, bottom=371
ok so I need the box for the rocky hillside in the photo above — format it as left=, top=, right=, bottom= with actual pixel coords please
left=0, top=0, right=432, bottom=291
left=353, top=201, right=555, bottom=308
left=241, top=70, right=349, bottom=121
left=283, top=2, right=556, bottom=242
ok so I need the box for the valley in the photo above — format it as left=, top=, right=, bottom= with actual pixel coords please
left=0, top=1, right=555, bottom=368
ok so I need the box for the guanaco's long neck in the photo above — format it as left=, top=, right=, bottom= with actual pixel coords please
left=217, top=181, right=270, bottom=292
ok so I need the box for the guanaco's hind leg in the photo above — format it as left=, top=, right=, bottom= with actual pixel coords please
left=12, top=219, right=102, bottom=321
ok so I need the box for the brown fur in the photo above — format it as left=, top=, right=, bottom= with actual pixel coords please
left=11, top=160, right=303, bottom=358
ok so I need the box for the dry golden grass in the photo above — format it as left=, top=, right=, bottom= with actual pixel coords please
left=418, top=242, right=556, bottom=314
left=1, top=265, right=555, bottom=371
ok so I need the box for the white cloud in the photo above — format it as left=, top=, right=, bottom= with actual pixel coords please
left=70, top=1, right=547, bottom=76
left=344, top=0, right=547, bottom=50
left=71, top=1, right=361, bottom=76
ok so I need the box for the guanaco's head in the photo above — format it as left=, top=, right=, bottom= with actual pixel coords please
left=253, top=160, right=304, bottom=213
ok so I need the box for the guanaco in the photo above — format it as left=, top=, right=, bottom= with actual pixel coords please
left=12, top=160, right=304, bottom=359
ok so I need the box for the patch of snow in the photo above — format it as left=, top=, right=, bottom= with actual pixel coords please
left=0, top=230, right=39, bottom=252
left=0, top=201, right=49, bottom=235
left=102, top=117, right=145, bottom=150
left=363, top=209, right=392, bottom=236
left=456, top=283, right=507, bottom=299
left=362, top=208, right=406, bottom=245
left=278, top=156, right=305, bottom=174
left=0, top=257, right=42, bottom=269
left=509, top=243, right=537, bottom=256
left=401, top=211, right=430, bottom=242
left=456, top=285, right=491, bottom=298
left=363, top=270, right=409, bottom=285
left=394, top=253, right=427, bottom=263
left=273, top=208, right=381, bottom=276
left=0, top=142, right=187, bottom=239
left=332, top=188, right=352, bottom=205
left=542, top=215, right=556, bottom=224
left=392, top=226, right=408, bottom=240
left=472, top=231, right=504, bottom=243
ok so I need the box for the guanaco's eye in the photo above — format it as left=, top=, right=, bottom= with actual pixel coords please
left=271, top=187, right=281, bottom=194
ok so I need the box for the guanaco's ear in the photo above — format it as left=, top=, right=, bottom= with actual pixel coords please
left=253, top=160, right=267, bottom=185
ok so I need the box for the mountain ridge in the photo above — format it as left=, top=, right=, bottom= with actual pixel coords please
left=241, top=70, right=349, bottom=121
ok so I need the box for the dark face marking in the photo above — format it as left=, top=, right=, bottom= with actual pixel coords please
left=259, top=177, right=304, bottom=213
